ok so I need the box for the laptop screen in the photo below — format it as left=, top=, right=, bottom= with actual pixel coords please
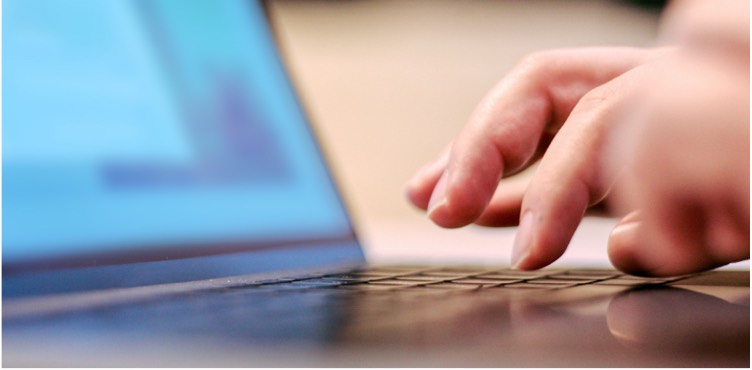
left=4, top=0, right=357, bottom=269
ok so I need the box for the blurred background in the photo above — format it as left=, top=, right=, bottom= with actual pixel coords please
left=267, top=0, right=662, bottom=263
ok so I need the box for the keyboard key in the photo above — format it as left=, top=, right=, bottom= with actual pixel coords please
left=423, top=283, right=481, bottom=290
left=546, top=274, right=603, bottom=281
left=451, top=278, right=505, bottom=285
left=432, top=267, right=496, bottom=274
left=526, top=278, right=585, bottom=285
left=593, top=278, right=666, bottom=286
left=612, top=275, right=678, bottom=283
left=367, top=280, right=424, bottom=286
left=499, top=282, right=571, bottom=289
left=468, top=275, right=525, bottom=284
left=561, top=269, right=620, bottom=278
left=417, top=272, right=473, bottom=277
left=477, top=271, right=549, bottom=279
left=394, top=276, right=447, bottom=282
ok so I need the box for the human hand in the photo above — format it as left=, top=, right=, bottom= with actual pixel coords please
left=404, top=46, right=665, bottom=270
left=404, top=0, right=750, bottom=275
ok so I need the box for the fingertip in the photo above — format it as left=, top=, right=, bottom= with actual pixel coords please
left=427, top=198, right=461, bottom=229
left=511, top=182, right=589, bottom=270
left=607, top=218, right=696, bottom=277
left=426, top=172, right=463, bottom=228
left=403, top=183, right=428, bottom=211
left=511, top=212, right=533, bottom=268
left=403, top=167, right=436, bottom=210
left=404, top=151, right=452, bottom=211
left=607, top=211, right=735, bottom=277
left=425, top=167, right=498, bottom=228
left=511, top=211, right=572, bottom=270
left=428, top=192, right=479, bottom=229
left=513, top=244, right=566, bottom=270
left=608, top=219, right=650, bottom=276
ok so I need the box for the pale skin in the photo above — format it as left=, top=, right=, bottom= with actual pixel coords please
left=404, top=0, right=749, bottom=276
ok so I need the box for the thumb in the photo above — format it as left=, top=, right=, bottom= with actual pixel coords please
left=607, top=211, right=650, bottom=275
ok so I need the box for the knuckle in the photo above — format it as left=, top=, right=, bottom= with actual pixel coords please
left=578, top=81, right=621, bottom=108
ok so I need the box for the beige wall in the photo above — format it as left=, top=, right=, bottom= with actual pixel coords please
left=267, top=0, right=660, bottom=224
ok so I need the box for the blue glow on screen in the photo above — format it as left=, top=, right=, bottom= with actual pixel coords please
left=3, top=0, right=353, bottom=262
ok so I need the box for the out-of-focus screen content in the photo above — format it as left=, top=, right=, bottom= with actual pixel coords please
left=4, top=0, right=352, bottom=264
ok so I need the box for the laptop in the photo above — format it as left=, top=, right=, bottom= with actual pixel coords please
left=3, top=0, right=749, bottom=367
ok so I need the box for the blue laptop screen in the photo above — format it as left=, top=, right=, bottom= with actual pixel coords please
left=3, top=0, right=355, bottom=264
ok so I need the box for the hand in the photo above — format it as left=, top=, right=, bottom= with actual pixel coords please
left=404, top=46, right=665, bottom=269
left=405, top=0, right=750, bottom=276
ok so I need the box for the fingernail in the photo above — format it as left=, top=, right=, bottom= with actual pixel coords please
left=619, top=211, right=642, bottom=225
left=608, top=212, right=641, bottom=242
left=427, top=171, right=449, bottom=217
left=611, top=221, right=639, bottom=238
left=512, top=211, right=534, bottom=268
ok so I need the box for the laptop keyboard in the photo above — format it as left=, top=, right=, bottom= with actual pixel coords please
left=248, top=265, right=684, bottom=292
left=12, top=266, right=691, bottom=344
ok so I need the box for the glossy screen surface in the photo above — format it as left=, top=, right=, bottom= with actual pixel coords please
left=3, top=0, right=355, bottom=265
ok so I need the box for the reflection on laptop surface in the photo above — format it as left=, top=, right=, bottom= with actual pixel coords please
left=3, top=0, right=749, bottom=367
